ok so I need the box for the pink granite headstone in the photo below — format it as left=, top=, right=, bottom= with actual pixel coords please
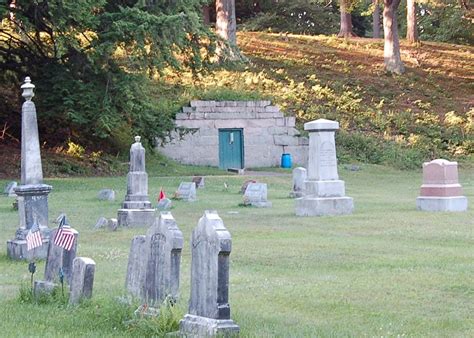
left=416, top=159, right=468, bottom=212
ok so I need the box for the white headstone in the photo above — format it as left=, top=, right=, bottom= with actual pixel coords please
left=244, top=183, right=272, bottom=208
left=290, top=167, right=306, bottom=198
left=176, top=182, right=196, bottom=202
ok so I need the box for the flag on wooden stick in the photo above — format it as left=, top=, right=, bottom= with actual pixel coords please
left=26, top=221, right=42, bottom=251
left=53, top=215, right=76, bottom=251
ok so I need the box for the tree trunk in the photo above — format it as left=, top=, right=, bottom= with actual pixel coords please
left=372, top=0, right=381, bottom=38
left=406, top=0, right=418, bottom=43
left=202, top=5, right=211, bottom=25
left=216, top=0, right=237, bottom=45
left=338, top=0, right=355, bottom=38
left=383, top=0, right=405, bottom=74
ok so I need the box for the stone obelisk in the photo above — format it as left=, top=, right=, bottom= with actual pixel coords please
left=7, top=77, right=52, bottom=260
left=117, top=136, right=155, bottom=227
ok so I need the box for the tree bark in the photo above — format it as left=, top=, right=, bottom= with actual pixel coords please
left=216, top=0, right=237, bottom=45
left=406, top=0, right=418, bottom=43
left=383, top=0, right=404, bottom=74
left=372, top=0, right=381, bottom=38
left=338, top=0, right=356, bottom=38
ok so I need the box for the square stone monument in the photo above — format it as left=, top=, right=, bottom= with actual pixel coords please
left=175, top=182, right=197, bottom=202
left=416, top=159, right=468, bottom=212
left=7, top=77, right=52, bottom=260
left=289, top=167, right=307, bottom=198
left=295, top=119, right=353, bottom=216
left=180, top=211, right=240, bottom=336
left=243, top=183, right=272, bottom=207
left=117, top=136, right=155, bottom=227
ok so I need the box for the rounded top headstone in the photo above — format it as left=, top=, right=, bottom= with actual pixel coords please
left=304, top=118, right=339, bottom=132
left=135, top=136, right=141, bottom=143
left=425, top=158, right=455, bottom=167
left=21, top=77, right=35, bottom=101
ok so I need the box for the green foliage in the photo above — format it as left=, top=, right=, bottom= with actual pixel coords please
left=417, top=5, right=474, bottom=45
left=241, top=0, right=340, bottom=35
left=0, top=0, right=216, bottom=151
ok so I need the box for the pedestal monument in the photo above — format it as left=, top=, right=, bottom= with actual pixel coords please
left=295, top=119, right=353, bottom=216
left=7, top=77, right=52, bottom=260
left=117, top=136, right=155, bottom=227
left=416, top=159, right=468, bottom=212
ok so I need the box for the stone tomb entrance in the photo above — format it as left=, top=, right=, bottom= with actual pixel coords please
left=159, top=100, right=308, bottom=168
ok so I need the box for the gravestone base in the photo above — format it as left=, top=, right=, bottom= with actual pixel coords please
left=289, top=191, right=304, bottom=198
left=34, top=280, right=57, bottom=297
left=180, top=314, right=240, bottom=337
left=7, top=237, right=49, bottom=260
left=244, top=201, right=272, bottom=208
left=304, top=180, right=345, bottom=197
left=295, top=196, right=353, bottom=216
left=416, top=196, right=468, bottom=212
left=117, top=209, right=155, bottom=227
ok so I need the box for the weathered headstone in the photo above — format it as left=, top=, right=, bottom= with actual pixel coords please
left=125, top=212, right=183, bottom=305
left=175, top=182, right=196, bottom=202
left=180, top=211, right=240, bottom=336
left=117, top=136, right=155, bottom=227
left=43, top=225, right=79, bottom=283
left=416, top=159, right=468, bottom=212
left=94, top=217, right=108, bottom=229
left=4, top=181, right=17, bottom=197
left=144, top=212, right=183, bottom=304
left=239, top=179, right=256, bottom=194
left=243, top=183, right=272, bottom=208
left=69, top=257, right=96, bottom=305
left=98, top=189, right=115, bottom=201
left=7, top=77, right=52, bottom=260
left=192, top=176, right=205, bottom=188
left=289, top=167, right=307, bottom=198
left=295, top=119, right=353, bottom=216
left=125, top=235, right=147, bottom=299
left=157, top=198, right=172, bottom=210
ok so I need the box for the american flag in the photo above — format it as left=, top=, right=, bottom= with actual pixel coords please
left=53, top=215, right=76, bottom=251
left=26, top=221, right=43, bottom=251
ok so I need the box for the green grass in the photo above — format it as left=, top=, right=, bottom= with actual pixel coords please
left=0, top=164, right=473, bottom=336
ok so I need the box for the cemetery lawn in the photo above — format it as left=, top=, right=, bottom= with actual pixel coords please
left=0, top=164, right=473, bottom=337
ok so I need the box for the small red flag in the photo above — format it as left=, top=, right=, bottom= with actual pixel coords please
left=158, top=187, right=166, bottom=201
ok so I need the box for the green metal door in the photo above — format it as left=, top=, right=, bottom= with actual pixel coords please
left=219, top=129, right=244, bottom=169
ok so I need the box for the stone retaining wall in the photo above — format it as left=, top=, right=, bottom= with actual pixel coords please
left=158, top=100, right=308, bottom=168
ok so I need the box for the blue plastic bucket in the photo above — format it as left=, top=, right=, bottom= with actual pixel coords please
left=281, top=153, right=292, bottom=168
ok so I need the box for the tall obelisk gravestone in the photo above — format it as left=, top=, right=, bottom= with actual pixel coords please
left=117, top=136, right=155, bottom=227
left=295, top=119, right=353, bottom=216
left=7, top=77, right=52, bottom=260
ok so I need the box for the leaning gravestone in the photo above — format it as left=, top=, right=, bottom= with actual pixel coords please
left=94, top=217, right=108, bottom=229
left=7, top=77, right=52, bottom=260
left=125, top=212, right=183, bottom=305
left=69, top=257, right=96, bottom=305
left=416, top=159, right=468, bottom=212
left=117, top=136, right=155, bottom=227
left=157, top=198, right=172, bottom=210
left=180, top=211, right=240, bottom=336
left=4, top=181, right=17, bottom=197
left=192, top=176, right=205, bottom=189
left=290, top=167, right=307, bottom=198
left=243, top=183, right=272, bottom=208
left=175, top=182, right=196, bottom=202
left=97, top=189, right=115, bottom=201
left=295, top=119, right=354, bottom=216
